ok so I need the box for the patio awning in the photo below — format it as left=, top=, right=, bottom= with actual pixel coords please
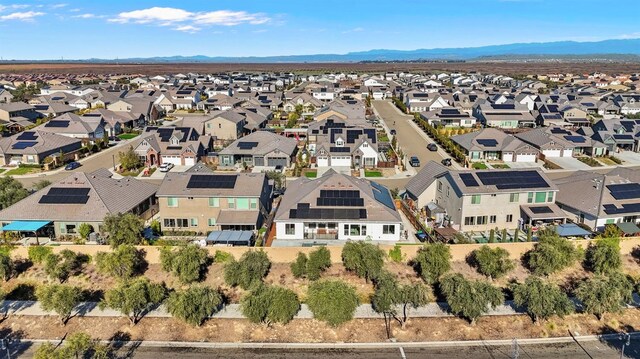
left=0, top=220, right=51, bottom=232
left=521, top=204, right=567, bottom=220
left=616, top=222, right=640, bottom=235
left=206, top=230, right=254, bottom=245
left=556, top=223, right=592, bottom=237
left=216, top=210, right=260, bottom=225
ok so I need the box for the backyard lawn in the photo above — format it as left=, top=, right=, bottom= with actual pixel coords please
left=117, top=133, right=139, bottom=140
left=365, top=170, right=383, bottom=177
left=472, top=162, right=488, bottom=169
left=304, top=171, right=317, bottom=178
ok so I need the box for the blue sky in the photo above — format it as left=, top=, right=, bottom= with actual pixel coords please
left=0, top=0, right=639, bottom=59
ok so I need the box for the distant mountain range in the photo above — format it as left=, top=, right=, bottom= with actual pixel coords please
left=7, top=38, right=640, bottom=63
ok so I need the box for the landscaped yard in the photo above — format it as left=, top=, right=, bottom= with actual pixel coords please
left=577, top=156, right=602, bottom=167
left=117, top=133, right=139, bottom=140
left=120, top=168, right=143, bottom=177
left=472, top=162, right=488, bottom=169
left=364, top=170, right=383, bottom=177
left=0, top=169, right=5, bottom=174
left=304, top=171, right=317, bottom=178
left=4, top=166, right=41, bottom=176
left=491, top=163, right=510, bottom=169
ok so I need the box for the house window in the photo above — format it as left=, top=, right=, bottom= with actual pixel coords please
left=228, top=198, right=235, bottom=209
left=464, top=217, right=475, bottom=226
left=167, top=197, right=178, bottom=207
left=219, top=124, right=222, bottom=129
left=250, top=198, right=258, bottom=209
left=535, top=192, right=547, bottom=203
left=344, top=225, right=350, bottom=236
left=163, top=218, right=176, bottom=227
left=383, top=225, right=395, bottom=234
left=209, top=198, right=220, bottom=207
left=190, top=218, right=198, bottom=227
left=236, top=198, right=250, bottom=210
left=285, top=224, right=295, bottom=235
left=177, top=219, right=189, bottom=228
left=446, top=187, right=450, bottom=197
left=208, top=218, right=216, bottom=226
left=547, top=191, right=554, bottom=202
left=527, top=192, right=534, bottom=203
left=506, top=214, right=513, bottom=223
left=509, top=193, right=519, bottom=203
left=476, top=216, right=487, bottom=225
left=438, top=182, right=442, bottom=191
left=471, top=195, right=481, bottom=204
left=489, top=215, right=497, bottom=224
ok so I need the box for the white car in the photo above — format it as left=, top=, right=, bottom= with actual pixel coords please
left=159, top=163, right=174, bottom=172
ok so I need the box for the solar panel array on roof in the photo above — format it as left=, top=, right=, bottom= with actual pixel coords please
left=441, top=108, right=460, bottom=115
left=362, top=128, right=377, bottom=143
left=156, top=128, right=174, bottom=142
left=289, top=203, right=367, bottom=220
left=613, top=134, right=634, bottom=140
left=45, top=120, right=70, bottom=128
left=371, top=181, right=395, bottom=210
left=330, top=147, right=350, bottom=153
left=11, top=141, right=38, bottom=150
left=39, top=187, right=90, bottom=205
left=550, top=128, right=571, bottom=135
left=529, top=206, right=553, bottom=214
left=186, top=175, right=237, bottom=189
left=16, top=132, right=38, bottom=141
left=459, top=173, right=479, bottom=187
left=476, top=171, right=549, bottom=190
left=317, top=197, right=364, bottom=207
left=477, top=139, right=498, bottom=147
left=564, top=135, right=586, bottom=143
left=603, top=203, right=640, bottom=215
left=320, top=190, right=359, bottom=198
left=492, top=104, right=516, bottom=110
left=237, top=142, right=258, bottom=150
left=607, top=183, right=640, bottom=200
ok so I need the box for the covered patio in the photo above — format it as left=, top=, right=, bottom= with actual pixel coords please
left=521, top=204, right=567, bottom=226
left=0, top=220, right=53, bottom=244
left=216, top=211, right=260, bottom=231
left=616, top=222, right=640, bottom=237
left=206, top=230, right=254, bottom=246
left=556, top=223, right=592, bottom=238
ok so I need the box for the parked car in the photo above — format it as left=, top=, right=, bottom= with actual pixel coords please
left=441, top=158, right=452, bottom=167
left=274, top=165, right=283, bottom=173
left=427, top=143, right=438, bottom=152
left=159, top=163, right=175, bottom=172
left=65, top=162, right=81, bottom=171
left=409, top=156, right=421, bottom=167
left=390, top=129, right=397, bottom=135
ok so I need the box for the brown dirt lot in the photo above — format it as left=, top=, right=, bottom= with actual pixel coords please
left=2, top=310, right=639, bottom=343
left=0, top=62, right=639, bottom=76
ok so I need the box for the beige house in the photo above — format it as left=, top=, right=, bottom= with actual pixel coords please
left=156, top=172, right=272, bottom=234
left=203, top=110, right=246, bottom=142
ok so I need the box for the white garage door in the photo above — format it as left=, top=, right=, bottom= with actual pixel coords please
left=163, top=156, right=182, bottom=165
left=317, top=157, right=329, bottom=167
left=562, top=149, right=573, bottom=157
left=516, top=154, right=537, bottom=162
left=543, top=149, right=561, bottom=158
left=184, top=157, right=195, bottom=166
left=502, top=153, right=514, bottom=162
left=331, top=157, right=351, bottom=166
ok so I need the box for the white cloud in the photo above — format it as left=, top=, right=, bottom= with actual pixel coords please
left=0, top=11, right=45, bottom=21
left=109, top=6, right=271, bottom=32
left=342, top=27, right=364, bottom=34
left=252, top=29, right=268, bottom=34
left=73, top=13, right=96, bottom=19
left=51, top=3, right=68, bottom=9
left=0, top=4, right=30, bottom=12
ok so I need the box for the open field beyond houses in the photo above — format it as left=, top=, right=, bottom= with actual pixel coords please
left=0, top=62, right=639, bottom=75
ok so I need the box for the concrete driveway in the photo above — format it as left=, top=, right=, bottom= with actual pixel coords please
left=616, top=150, right=640, bottom=166
left=546, top=157, right=593, bottom=170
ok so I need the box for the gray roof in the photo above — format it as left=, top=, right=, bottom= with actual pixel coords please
left=219, top=131, right=297, bottom=157
left=0, top=171, right=157, bottom=222
left=157, top=172, right=266, bottom=198
left=405, top=161, right=448, bottom=198
left=0, top=130, right=82, bottom=156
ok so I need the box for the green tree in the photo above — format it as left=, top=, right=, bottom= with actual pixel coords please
left=77, top=223, right=94, bottom=240
left=101, top=277, right=166, bottom=325
left=0, top=253, right=13, bottom=281
left=307, top=280, right=359, bottom=327
left=307, top=246, right=331, bottom=280
left=525, top=235, right=581, bottom=275
left=241, top=284, right=300, bottom=325
left=575, top=273, right=633, bottom=320
left=96, top=245, right=147, bottom=279
left=118, top=145, right=141, bottom=171
left=0, top=177, right=29, bottom=210
left=224, top=250, right=271, bottom=289
left=166, top=286, right=223, bottom=327
left=36, top=284, right=82, bottom=325
left=341, top=241, right=385, bottom=283
left=439, top=273, right=503, bottom=324
left=34, top=332, right=109, bottom=359
left=414, top=243, right=451, bottom=284
left=102, top=212, right=144, bottom=247
left=512, top=277, right=573, bottom=323
left=160, top=244, right=209, bottom=284
left=290, top=252, right=308, bottom=278
left=32, top=179, right=52, bottom=191
left=28, top=246, right=53, bottom=264
left=371, top=271, right=430, bottom=336
left=601, top=223, right=623, bottom=238
left=469, top=246, right=514, bottom=279
left=150, top=219, right=162, bottom=235
left=44, top=250, right=81, bottom=283
left=584, top=237, right=621, bottom=275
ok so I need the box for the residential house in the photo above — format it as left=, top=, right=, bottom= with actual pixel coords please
left=219, top=131, right=298, bottom=168
left=451, top=128, right=539, bottom=163
left=132, top=126, right=212, bottom=167
left=202, top=110, right=246, bottom=142
left=420, top=107, right=476, bottom=128
left=473, top=103, right=536, bottom=128
left=590, top=118, right=640, bottom=152
left=34, top=113, right=105, bottom=141
left=0, top=130, right=82, bottom=166
left=515, top=127, right=607, bottom=158
left=308, top=118, right=379, bottom=168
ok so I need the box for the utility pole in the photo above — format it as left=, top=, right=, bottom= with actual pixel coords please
left=620, top=333, right=631, bottom=359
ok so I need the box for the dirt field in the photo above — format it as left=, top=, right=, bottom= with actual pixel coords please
left=1, top=310, right=638, bottom=343
left=0, top=62, right=639, bottom=76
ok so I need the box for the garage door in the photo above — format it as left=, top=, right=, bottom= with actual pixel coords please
left=562, top=149, right=573, bottom=157
left=543, top=150, right=561, bottom=158
left=516, top=154, right=536, bottom=162
left=502, top=153, right=514, bottom=162
left=267, top=157, right=288, bottom=167
left=162, top=156, right=182, bottom=165
left=317, top=157, right=329, bottom=167
left=184, top=157, right=195, bottom=166
left=331, top=157, right=352, bottom=166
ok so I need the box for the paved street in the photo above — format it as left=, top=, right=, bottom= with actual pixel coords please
left=12, top=339, right=638, bottom=359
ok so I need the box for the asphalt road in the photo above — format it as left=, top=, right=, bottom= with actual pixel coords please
left=11, top=339, right=638, bottom=359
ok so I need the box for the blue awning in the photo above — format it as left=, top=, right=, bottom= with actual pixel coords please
left=0, top=221, right=51, bottom=232
left=206, top=230, right=254, bottom=246
left=556, top=223, right=591, bottom=237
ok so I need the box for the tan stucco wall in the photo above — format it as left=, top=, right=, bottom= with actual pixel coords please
left=10, top=238, right=640, bottom=264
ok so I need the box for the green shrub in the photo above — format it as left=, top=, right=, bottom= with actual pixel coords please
left=307, top=280, right=359, bottom=326
left=414, top=243, right=451, bottom=283
left=584, top=237, right=621, bottom=275
left=224, top=251, right=271, bottom=289
left=290, top=252, right=308, bottom=279
left=213, top=250, right=233, bottom=263
left=469, top=246, right=514, bottom=279
left=241, top=284, right=300, bottom=325
left=28, top=246, right=53, bottom=264
left=341, top=241, right=384, bottom=283
left=525, top=235, right=581, bottom=275
left=160, top=245, right=209, bottom=284
left=388, top=245, right=404, bottom=263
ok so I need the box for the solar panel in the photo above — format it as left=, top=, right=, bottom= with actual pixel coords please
left=441, top=108, right=460, bottom=115
left=320, top=190, right=360, bottom=198
left=613, top=134, right=633, bottom=140
left=11, top=141, right=38, bottom=150
left=563, top=135, right=586, bottom=143
left=45, top=120, right=70, bottom=128
left=16, top=132, right=38, bottom=141
left=317, top=197, right=364, bottom=207
left=529, top=206, right=553, bottom=214
left=607, top=183, right=640, bottom=200
left=186, top=174, right=238, bottom=189
left=237, top=142, right=258, bottom=150
left=330, top=147, right=350, bottom=153
left=459, top=173, right=479, bottom=187
left=39, top=187, right=90, bottom=204
left=603, top=203, right=640, bottom=215
left=476, top=139, right=498, bottom=147
left=492, top=104, right=515, bottom=110
left=46, top=187, right=90, bottom=196
left=371, top=181, right=395, bottom=210
left=290, top=203, right=367, bottom=219
left=550, top=128, right=571, bottom=135
left=476, top=170, right=549, bottom=190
